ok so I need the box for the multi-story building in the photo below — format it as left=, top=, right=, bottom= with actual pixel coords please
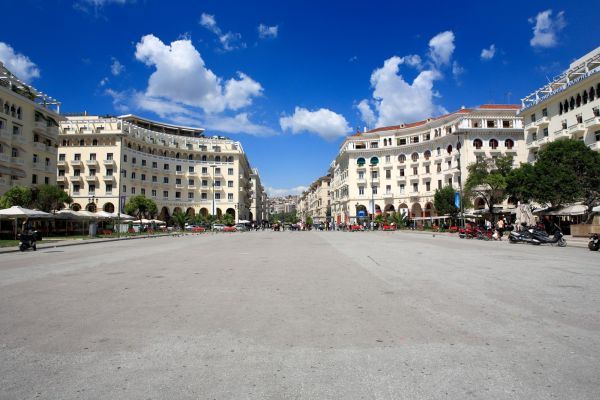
left=329, top=105, right=526, bottom=224
left=57, top=114, right=253, bottom=222
left=268, top=195, right=298, bottom=216
left=297, top=176, right=331, bottom=223
left=520, top=46, right=600, bottom=161
left=0, top=63, right=61, bottom=194
left=249, top=168, right=267, bottom=223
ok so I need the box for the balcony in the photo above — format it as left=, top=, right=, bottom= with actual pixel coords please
left=553, top=129, right=571, bottom=140
left=32, top=142, right=47, bottom=152
left=175, top=184, right=184, bottom=189
left=14, top=135, right=27, bottom=144
left=585, top=116, right=600, bottom=129
left=85, top=175, right=99, bottom=182
left=56, top=176, right=66, bottom=183
left=69, top=175, right=82, bottom=181
left=71, top=159, right=83, bottom=167
left=102, top=175, right=116, bottom=181
left=187, top=185, right=196, bottom=189
left=85, top=159, right=99, bottom=166
left=32, top=162, right=46, bottom=171
left=0, top=127, right=10, bottom=140
left=47, top=126, right=59, bottom=136
left=0, top=154, right=10, bottom=163
left=383, top=192, right=394, bottom=199
left=33, top=120, right=47, bottom=132
left=524, top=123, right=538, bottom=133
left=57, top=160, right=66, bottom=167
left=102, top=159, right=116, bottom=166
left=568, top=123, right=585, bottom=136
left=175, top=170, right=184, bottom=175
left=536, top=116, right=550, bottom=127
left=11, top=157, right=25, bottom=165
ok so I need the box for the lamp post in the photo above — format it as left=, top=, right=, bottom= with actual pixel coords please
left=456, top=133, right=465, bottom=229
left=210, top=164, right=216, bottom=219
left=370, top=164, right=375, bottom=230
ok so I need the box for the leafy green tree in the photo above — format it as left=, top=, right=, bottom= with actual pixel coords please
left=172, top=210, right=188, bottom=230
left=433, top=185, right=459, bottom=218
left=532, top=139, right=600, bottom=211
left=305, top=216, right=313, bottom=226
left=221, top=213, right=235, bottom=226
left=124, top=195, right=157, bottom=220
left=464, top=155, right=513, bottom=212
left=32, top=185, right=72, bottom=213
left=505, top=163, right=538, bottom=204
left=0, top=186, right=33, bottom=208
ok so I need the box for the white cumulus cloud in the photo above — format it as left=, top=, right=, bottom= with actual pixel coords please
left=199, top=13, right=245, bottom=51
left=258, top=24, right=278, bottom=39
left=110, top=58, right=124, bottom=75
left=480, top=44, right=496, bottom=60
left=0, top=42, right=40, bottom=82
left=134, top=34, right=262, bottom=114
left=266, top=186, right=308, bottom=197
left=356, top=99, right=376, bottom=128
left=280, top=107, right=350, bottom=141
left=529, top=9, right=566, bottom=48
left=428, top=31, right=455, bottom=66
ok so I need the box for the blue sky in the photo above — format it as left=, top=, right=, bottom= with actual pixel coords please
left=1, top=0, right=598, bottom=195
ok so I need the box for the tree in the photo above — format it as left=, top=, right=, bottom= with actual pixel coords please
left=532, top=139, right=600, bottom=212
left=32, top=185, right=72, bottom=213
left=464, top=155, right=513, bottom=212
left=124, top=195, right=157, bottom=220
left=172, top=210, right=188, bottom=230
left=221, top=213, right=235, bottom=226
left=0, top=186, right=33, bottom=208
left=434, top=185, right=460, bottom=218
left=306, top=216, right=313, bottom=226
left=505, top=163, right=537, bottom=204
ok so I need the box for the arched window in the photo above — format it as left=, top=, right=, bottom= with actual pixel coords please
left=369, top=156, right=379, bottom=165
left=398, top=154, right=406, bottom=163
left=591, top=87, right=596, bottom=101
left=79, top=139, right=84, bottom=146
left=137, top=145, right=141, bottom=151
left=504, top=139, right=514, bottom=149
left=127, top=143, right=132, bottom=148
left=583, top=90, right=588, bottom=104
left=576, top=94, right=581, bottom=107
left=175, top=152, right=180, bottom=159
left=563, top=99, right=569, bottom=112
left=569, top=97, right=575, bottom=110
left=424, top=150, right=431, bottom=160
left=446, top=144, right=453, bottom=154
left=215, top=155, right=221, bottom=162
left=188, top=154, right=193, bottom=160
left=92, top=139, right=98, bottom=146
left=489, top=139, right=499, bottom=149
left=411, top=152, right=419, bottom=162
left=201, top=155, right=207, bottom=161
left=473, top=139, right=483, bottom=149
left=357, top=157, right=365, bottom=166
left=3, top=102, right=8, bottom=114
left=16, top=107, right=21, bottom=119
left=559, top=102, right=563, bottom=115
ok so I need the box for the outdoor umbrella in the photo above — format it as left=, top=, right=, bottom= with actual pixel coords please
left=0, top=206, right=52, bottom=239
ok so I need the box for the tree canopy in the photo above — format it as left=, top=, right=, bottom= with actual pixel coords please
left=434, top=185, right=460, bottom=218
left=124, top=195, right=157, bottom=219
left=464, top=155, right=513, bottom=211
left=0, top=186, right=33, bottom=209
left=32, top=184, right=72, bottom=213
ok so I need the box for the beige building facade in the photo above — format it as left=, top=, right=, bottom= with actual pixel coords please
left=329, top=105, right=527, bottom=224
left=297, top=176, right=331, bottom=223
left=0, top=63, right=61, bottom=194
left=249, top=168, right=268, bottom=223
left=57, top=115, right=253, bottom=222
left=520, top=46, right=600, bottom=160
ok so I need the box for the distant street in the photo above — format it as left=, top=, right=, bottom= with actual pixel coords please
left=1, top=231, right=599, bottom=399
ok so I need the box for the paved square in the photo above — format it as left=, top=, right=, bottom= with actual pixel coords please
left=1, top=231, right=599, bottom=399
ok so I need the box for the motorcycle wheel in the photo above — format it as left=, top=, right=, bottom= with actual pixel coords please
left=508, top=236, right=518, bottom=243
left=19, top=244, right=26, bottom=252
left=557, top=238, right=567, bottom=247
left=589, top=242, right=600, bottom=251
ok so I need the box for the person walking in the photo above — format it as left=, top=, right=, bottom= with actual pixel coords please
left=496, top=218, right=505, bottom=240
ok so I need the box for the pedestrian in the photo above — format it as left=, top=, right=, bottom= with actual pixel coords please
left=496, top=218, right=505, bottom=240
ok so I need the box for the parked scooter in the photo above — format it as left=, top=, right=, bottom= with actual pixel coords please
left=18, top=231, right=37, bottom=251
left=589, top=233, right=600, bottom=251
left=509, top=224, right=566, bottom=247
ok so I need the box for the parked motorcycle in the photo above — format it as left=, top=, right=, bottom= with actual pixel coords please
left=589, top=233, right=600, bottom=251
left=509, top=225, right=566, bottom=247
left=18, top=231, right=37, bottom=251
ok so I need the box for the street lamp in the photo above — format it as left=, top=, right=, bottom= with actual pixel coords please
left=210, top=164, right=217, bottom=218
left=87, top=195, right=99, bottom=212
left=456, top=133, right=466, bottom=229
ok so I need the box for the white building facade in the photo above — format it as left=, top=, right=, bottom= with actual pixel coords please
left=57, top=115, right=253, bottom=222
left=329, top=105, right=527, bottom=224
left=520, top=46, right=600, bottom=160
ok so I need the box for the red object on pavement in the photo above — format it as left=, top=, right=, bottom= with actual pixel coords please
left=223, top=226, right=237, bottom=232
left=191, top=226, right=205, bottom=232
left=349, top=224, right=363, bottom=231
left=382, top=225, right=395, bottom=231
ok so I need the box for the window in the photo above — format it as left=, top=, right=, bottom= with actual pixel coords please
left=189, top=166, right=194, bottom=173
left=411, top=136, right=419, bottom=144
left=489, top=139, right=499, bottom=149
left=425, top=165, right=430, bottom=174
left=123, top=154, right=127, bottom=162
left=447, top=160, right=451, bottom=169
left=372, top=186, right=377, bottom=195
left=74, top=169, right=81, bottom=176
left=412, top=167, right=418, bottom=175
left=74, top=153, right=81, bottom=161
left=215, top=167, right=221, bottom=174
left=32, top=174, right=37, bottom=184
left=542, top=108, right=547, bottom=117
left=385, top=169, right=391, bottom=179
left=359, top=186, right=364, bottom=195
left=398, top=154, right=406, bottom=163
left=59, top=153, right=66, bottom=161
left=163, top=177, right=169, bottom=184
left=595, top=130, right=600, bottom=142
left=89, top=153, right=97, bottom=161
left=176, top=165, right=182, bottom=172
left=188, top=179, right=194, bottom=186
left=202, top=167, right=208, bottom=174
left=505, top=139, right=514, bottom=149
left=399, top=184, right=405, bottom=194
left=163, top=163, right=169, bottom=170
left=106, top=184, right=112, bottom=193
left=577, top=114, right=583, bottom=124
left=141, top=174, right=146, bottom=181
left=215, top=193, right=221, bottom=200
left=436, top=147, right=441, bottom=156
left=397, top=138, right=407, bottom=146
left=201, top=192, right=207, bottom=200
left=33, top=154, right=38, bottom=163
left=176, top=178, right=182, bottom=185
left=502, top=120, right=510, bottom=128
left=487, top=120, right=495, bottom=128
left=151, top=189, right=157, bottom=197
left=385, top=185, right=391, bottom=194
left=438, top=180, right=442, bottom=190
left=58, top=169, right=65, bottom=177
left=188, top=192, right=194, bottom=199
left=131, top=187, right=136, bottom=194
left=411, top=152, right=419, bottom=161
left=228, top=168, right=234, bottom=175
left=412, top=183, right=418, bottom=192
left=152, top=176, right=157, bottom=183
left=73, top=184, right=80, bottom=193
left=385, top=155, right=390, bottom=163
left=152, top=161, right=157, bottom=168
left=163, top=191, right=169, bottom=198
left=424, top=150, right=431, bottom=160
left=371, top=170, right=378, bottom=179
left=436, top=163, right=441, bottom=173
left=358, top=171, right=364, bottom=180
left=399, top=168, right=405, bottom=177
left=215, top=180, right=221, bottom=187
left=228, top=193, right=234, bottom=201
left=530, top=114, right=536, bottom=122
left=543, top=127, right=548, bottom=137
left=130, top=172, right=135, bottom=179
left=473, top=139, right=483, bottom=149
left=89, top=184, right=96, bottom=194
left=228, top=180, right=234, bottom=187
left=141, top=188, right=145, bottom=196
left=370, top=142, right=378, bottom=148
left=426, top=181, right=431, bottom=191
left=202, top=180, right=208, bottom=187
left=141, top=159, right=146, bottom=166
left=90, top=168, right=97, bottom=177
left=175, top=192, right=181, bottom=199
left=12, top=125, right=21, bottom=135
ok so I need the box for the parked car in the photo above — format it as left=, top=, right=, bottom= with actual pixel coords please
left=235, top=223, right=249, bottom=231
left=212, top=223, right=225, bottom=232
left=191, top=226, right=205, bottom=232
left=223, top=226, right=237, bottom=232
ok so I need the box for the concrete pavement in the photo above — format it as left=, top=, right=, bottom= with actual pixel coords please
left=0, top=231, right=599, bottom=399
